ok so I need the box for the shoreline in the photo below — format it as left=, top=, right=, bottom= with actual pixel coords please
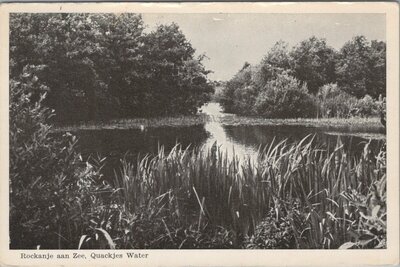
left=52, top=113, right=385, bottom=134
left=218, top=114, right=384, bottom=131
left=51, top=114, right=210, bottom=132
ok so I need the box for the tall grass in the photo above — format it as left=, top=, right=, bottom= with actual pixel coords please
left=103, top=136, right=386, bottom=249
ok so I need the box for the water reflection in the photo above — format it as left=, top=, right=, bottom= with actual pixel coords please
left=202, top=103, right=384, bottom=159
left=75, top=125, right=209, bottom=158
left=201, top=102, right=385, bottom=161
left=203, top=103, right=257, bottom=161
left=223, top=125, right=383, bottom=157
left=72, top=125, right=209, bottom=177
left=63, top=102, right=385, bottom=175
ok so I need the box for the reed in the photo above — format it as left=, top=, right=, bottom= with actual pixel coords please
left=107, top=136, right=386, bottom=249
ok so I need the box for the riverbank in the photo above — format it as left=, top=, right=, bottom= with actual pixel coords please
left=52, top=114, right=210, bottom=132
left=53, top=113, right=384, bottom=134
left=218, top=114, right=385, bottom=132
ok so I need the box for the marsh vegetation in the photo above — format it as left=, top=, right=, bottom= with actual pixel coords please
left=10, top=13, right=386, bottom=249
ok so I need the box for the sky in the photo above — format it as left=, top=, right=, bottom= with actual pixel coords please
left=141, top=13, right=385, bottom=81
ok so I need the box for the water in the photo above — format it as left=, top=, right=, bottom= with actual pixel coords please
left=67, top=102, right=385, bottom=174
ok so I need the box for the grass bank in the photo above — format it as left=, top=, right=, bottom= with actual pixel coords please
left=52, top=113, right=384, bottom=134
left=218, top=114, right=384, bottom=132
left=52, top=114, right=210, bottom=132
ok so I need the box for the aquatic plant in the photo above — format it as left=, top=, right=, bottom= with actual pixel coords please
left=102, top=136, right=386, bottom=249
left=10, top=75, right=385, bottom=249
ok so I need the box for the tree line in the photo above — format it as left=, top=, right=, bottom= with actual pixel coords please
left=218, top=36, right=386, bottom=118
left=10, top=13, right=213, bottom=123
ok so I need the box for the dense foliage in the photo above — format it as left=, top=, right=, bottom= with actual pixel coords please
left=10, top=13, right=213, bottom=123
left=9, top=15, right=386, bottom=250
left=336, top=36, right=386, bottom=99
left=10, top=79, right=387, bottom=249
left=9, top=77, right=387, bottom=249
left=9, top=72, right=386, bottom=249
left=291, top=37, right=337, bottom=95
left=9, top=66, right=230, bottom=249
left=70, top=138, right=388, bottom=249
left=253, top=72, right=316, bottom=118
left=9, top=66, right=110, bottom=248
left=219, top=36, right=386, bottom=119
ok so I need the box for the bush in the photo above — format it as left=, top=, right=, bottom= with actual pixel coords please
left=9, top=66, right=109, bottom=249
left=220, top=64, right=318, bottom=119
left=351, top=95, right=379, bottom=117
left=253, top=72, right=317, bottom=118
left=244, top=207, right=296, bottom=249
left=340, top=145, right=386, bottom=249
left=75, top=182, right=236, bottom=249
left=317, top=84, right=381, bottom=118
left=112, top=204, right=236, bottom=249
left=219, top=36, right=386, bottom=118
left=219, top=63, right=259, bottom=115
left=317, top=83, right=358, bottom=118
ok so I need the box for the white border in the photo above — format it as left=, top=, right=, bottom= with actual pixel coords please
left=0, top=2, right=398, bottom=266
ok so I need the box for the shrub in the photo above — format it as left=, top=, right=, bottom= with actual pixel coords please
left=220, top=66, right=318, bottom=118
left=220, top=36, right=386, bottom=118
left=244, top=207, right=296, bottom=249
left=112, top=204, right=236, bottom=249
left=9, top=66, right=109, bottom=249
left=232, top=84, right=259, bottom=115
left=339, top=145, right=386, bottom=249
left=79, top=180, right=236, bottom=249
left=351, top=95, right=379, bottom=117
left=317, top=83, right=358, bottom=118
left=317, top=84, right=381, bottom=118
left=253, top=72, right=317, bottom=118
left=377, top=94, right=386, bottom=128
left=219, top=63, right=259, bottom=114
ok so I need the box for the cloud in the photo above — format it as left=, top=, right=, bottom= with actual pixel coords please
left=213, top=17, right=224, bottom=21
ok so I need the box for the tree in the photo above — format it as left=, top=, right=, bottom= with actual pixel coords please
left=141, top=23, right=212, bottom=116
left=10, top=14, right=111, bottom=122
left=253, top=72, right=317, bottom=118
left=219, top=63, right=258, bottom=114
left=258, top=41, right=293, bottom=84
left=367, top=40, right=386, bottom=98
left=94, top=14, right=145, bottom=118
left=336, top=36, right=385, bottom=99
left=290, top=36, right=336, bottom=95
left=10, top=14, right=212, bottom=122
left=176, top=56, right=214, bottom=114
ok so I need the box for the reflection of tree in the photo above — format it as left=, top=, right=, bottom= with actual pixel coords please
left=74, top=125, right=209, bottom=158
left=56, top=125, right=210, bottom=180
left=223, top=125, right=316, bottom=149
left=222, top=125, right=382, bottom=156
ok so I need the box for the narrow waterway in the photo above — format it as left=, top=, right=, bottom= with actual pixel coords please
left=62, top=102, right=385, bottom=175
left=201, top=102, right=261, bottom=162
left=200, top=102, right=385, bottom=162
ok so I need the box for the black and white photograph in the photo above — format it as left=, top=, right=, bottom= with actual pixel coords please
left=1, top=2, right=399, bottom=266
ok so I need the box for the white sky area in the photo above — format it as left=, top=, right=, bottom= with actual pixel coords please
left=141, top=13, right=385, bottom=81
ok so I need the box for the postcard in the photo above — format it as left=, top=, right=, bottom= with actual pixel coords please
left=0, top=2, right=398, bottom=266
